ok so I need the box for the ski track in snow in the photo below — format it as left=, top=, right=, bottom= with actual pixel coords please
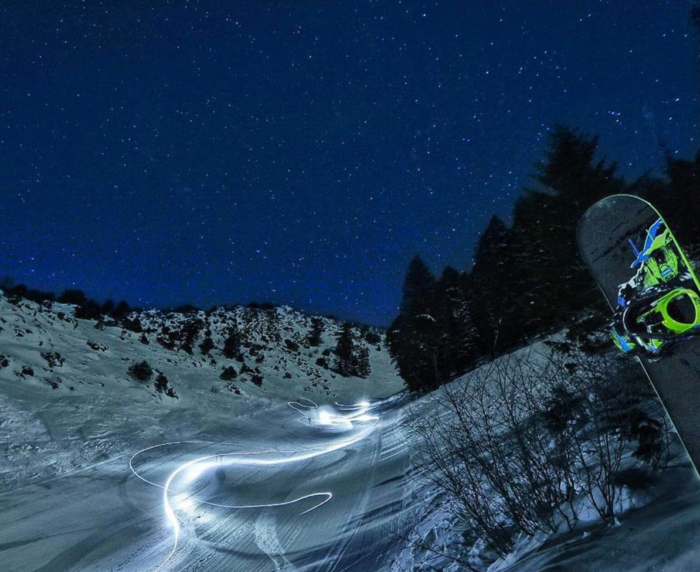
left=129, top=399, right=379, bottom=572
left=255, top=509, right=297, bottom=572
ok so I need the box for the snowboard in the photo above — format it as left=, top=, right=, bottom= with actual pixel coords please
left=578, top=194, right=700, bottom=473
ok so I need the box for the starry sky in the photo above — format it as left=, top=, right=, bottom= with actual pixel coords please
left=1, top=1, right=698, bottom=326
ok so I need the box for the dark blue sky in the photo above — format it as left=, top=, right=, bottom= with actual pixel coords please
left=1, top=1, right=698, bottom=326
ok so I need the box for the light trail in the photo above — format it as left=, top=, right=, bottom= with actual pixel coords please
left=129, top=399, right=378, bottom=572
left=288, top=397, right=319, bottom=425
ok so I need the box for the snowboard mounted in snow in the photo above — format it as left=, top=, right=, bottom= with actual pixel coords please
left=578, top=195, right=700, bottom=472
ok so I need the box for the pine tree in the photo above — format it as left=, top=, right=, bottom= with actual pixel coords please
left=307, top=317, right=324, bottom=347
left=334, top=323, right=356, bottom=377
left=511, top=125, right=626, bottom=332
left=400, top=256, right=437, bottom=318
left=355, top=345, right=371, bottom=378
left=471, top=216, right=520, bottom=355
left=333, top=323, right=372, bottom=378
left=74, top=299, right=102, bottom=320
left=435, top=266, right=478, bottom=376
left=387, top=256, right=442, bottom=391
left=155, top=372, right=178, bottom=399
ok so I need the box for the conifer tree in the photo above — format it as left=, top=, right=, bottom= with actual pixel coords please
left=179, top=317, right=203, bottom=355
left=334, top=323, right=356, bottom=376
left=333, top=323, right=371, bottom=378
left=387, top=256, right=442, bottom=391
left=435, top=266, right=478, bottom=375
left=511, top=125, right=626, bottom=331
left=399, top=255, right=437, bottom=318
left=307, top=317, right=324, bottom=347
left=471, top=216, right=519, bottom=355
left=355, top=345, right=371, bottom=378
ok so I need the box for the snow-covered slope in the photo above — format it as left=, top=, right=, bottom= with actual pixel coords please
left=0, top=293, right=403, bottom=491
left=5, top=289, right=700, bottom=572
left=394, top=340, right=700, bottom=572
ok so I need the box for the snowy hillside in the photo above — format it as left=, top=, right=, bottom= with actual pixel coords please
left=0, top=292, right=403, bottom=492
left=5, top=288, right=700, bottom=572
left=394, top=338, right=700, bottom=572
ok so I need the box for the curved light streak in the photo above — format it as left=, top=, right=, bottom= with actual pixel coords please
left=129, top=399, right=378, bottom=572
left=288, top=397, right=319, bottom=425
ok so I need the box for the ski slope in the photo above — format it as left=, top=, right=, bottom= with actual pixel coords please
left=3, top=292, right=700, bottom=571
left=0, top=396, right=413, bottom=572
left=0, top=293, right=410, bottom=571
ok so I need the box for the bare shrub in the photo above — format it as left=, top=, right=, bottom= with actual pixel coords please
left=407, top=347, right=670, bottom=557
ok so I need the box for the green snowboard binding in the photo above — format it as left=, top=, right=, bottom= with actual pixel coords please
left=612, top=218, right=700, bottom=356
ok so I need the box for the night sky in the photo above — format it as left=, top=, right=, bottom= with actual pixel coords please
left=1, top=1, right=698, bottom=326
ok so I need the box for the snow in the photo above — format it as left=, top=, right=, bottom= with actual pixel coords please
left=392, top=339, right=700, bottom=572
left=505, top=463, right=700, bottom=572
left=2, top=291, right=700, bottom=571
left=0, top=294, right=403, bottom=492
left=0, top=293, right=412, bottom=571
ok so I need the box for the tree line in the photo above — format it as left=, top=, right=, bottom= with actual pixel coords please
left=388, top=125, right=700, bottom=392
